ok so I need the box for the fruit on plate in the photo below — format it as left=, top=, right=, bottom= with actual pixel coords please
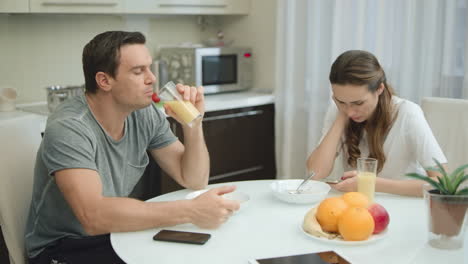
left=303, top=192, right=390, bottom=241
left=315, top=197, right=349, bottom=233
left=338, top=207, right=374, bottom=241
left=342, top=192, right=369, bottom=208
left=315, top=197, right=348, bottom=232
left=367, top=203, right=390, bottom=234
left=303, top=207, right=338, bottom=239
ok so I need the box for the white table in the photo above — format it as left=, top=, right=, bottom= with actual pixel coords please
left=111, top=180, right=467, bottom=264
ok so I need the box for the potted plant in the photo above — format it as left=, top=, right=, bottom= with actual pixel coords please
left=406, top=159, right=468, bottom=249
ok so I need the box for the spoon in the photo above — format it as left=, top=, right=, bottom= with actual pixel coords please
left=289, top=171, right=316, bottom=194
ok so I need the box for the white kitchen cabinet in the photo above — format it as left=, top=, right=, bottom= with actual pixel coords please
left=123, top=0, right=250, bottom=15
left=30, top=0, right=123, bottom=13
left=0, top=0, right=29, bottom=13
left=4, top=0, right=250, bottom=14
left=160, top=103, right=276, bottom=194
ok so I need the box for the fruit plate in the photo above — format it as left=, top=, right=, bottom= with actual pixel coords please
left=300, top=223, right=388, bottom=246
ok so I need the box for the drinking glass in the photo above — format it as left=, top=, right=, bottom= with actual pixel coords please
left=357, top=158, right=378, bottom=203
left=159, top=81, right=202, bottom=127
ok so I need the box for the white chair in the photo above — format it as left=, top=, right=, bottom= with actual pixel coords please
left=421, top=97, right=468, bottom=170
left=0, top=113, right=44, bottom=264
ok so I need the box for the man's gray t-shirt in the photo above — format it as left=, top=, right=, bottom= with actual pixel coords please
left=25, top=95, right=177, bottom=258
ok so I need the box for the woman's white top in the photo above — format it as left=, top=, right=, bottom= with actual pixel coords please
left=321, top=96, right=447, bottom=180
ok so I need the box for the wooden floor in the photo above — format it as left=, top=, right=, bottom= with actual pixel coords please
left=0, top=226, right=10, bottom=264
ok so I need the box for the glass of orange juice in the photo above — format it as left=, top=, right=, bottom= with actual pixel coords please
left=357, top=158, right=378, bottom=203
left=159, top=81, right=202, bottom=127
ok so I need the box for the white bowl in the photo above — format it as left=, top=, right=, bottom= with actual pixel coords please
left=185, top=189, right=250, bottom=203
left=270, top=180, right=331, bottom=204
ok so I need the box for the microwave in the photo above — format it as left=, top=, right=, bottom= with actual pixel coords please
left=156, top=47, right=253, bottom=94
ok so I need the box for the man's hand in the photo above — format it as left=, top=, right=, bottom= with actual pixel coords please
left=189, top=185, right=240, bottom=229
left=329, top=170, right=358, bottom=192
left=164, top=84, right=205, bottom=126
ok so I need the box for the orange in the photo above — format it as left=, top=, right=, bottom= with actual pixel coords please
left=316, top=197, right=349, bottom=233
left=338, top=207, right=375, bottom=241
left=342, top=192, right=370, bottom=208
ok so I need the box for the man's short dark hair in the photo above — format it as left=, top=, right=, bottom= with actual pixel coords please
left=82, top=31, right=146, bottom=93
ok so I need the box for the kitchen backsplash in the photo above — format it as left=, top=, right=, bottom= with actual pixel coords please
left=0, top=0, right=276, bottom=104
left=0, top=14, right=213, bottom=103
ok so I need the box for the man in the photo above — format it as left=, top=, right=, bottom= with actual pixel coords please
left=25, top=31, right=239, bottom=263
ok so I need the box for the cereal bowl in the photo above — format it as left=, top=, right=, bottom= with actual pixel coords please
left=270, top=180, right=330, bottom=204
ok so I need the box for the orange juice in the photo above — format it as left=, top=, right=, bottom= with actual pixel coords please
left=357, top=172, right=376, bottom=203
left=165, top=100, right=201, bottom=126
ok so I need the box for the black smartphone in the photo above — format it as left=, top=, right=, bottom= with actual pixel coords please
left=153, top=230, right=211, bottom=245
left=320, top=178, right=341, bottom=184
left=250, top=251, right=351, bottom=264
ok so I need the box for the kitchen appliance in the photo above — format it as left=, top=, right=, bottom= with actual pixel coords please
left=46, top=85, right=84, bottom=112
left=156, top=46, right=253, bottom=94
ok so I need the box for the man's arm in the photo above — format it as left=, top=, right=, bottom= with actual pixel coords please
left=149, top=121, right=209, bottom=190
left=55, top=168, right=237, bottom=235
left=150, top=84, right=210, bottom=190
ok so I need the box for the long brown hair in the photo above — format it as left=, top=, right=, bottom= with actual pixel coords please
left=329, top=50, right=396, bottom=173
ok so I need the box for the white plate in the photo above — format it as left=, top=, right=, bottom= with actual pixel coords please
left=301, top=223, right=388, bottom=246
left=185, top=189, right=250, bottom=203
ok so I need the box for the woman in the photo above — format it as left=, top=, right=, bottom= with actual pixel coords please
left=307, top=50, right=446, bottom=197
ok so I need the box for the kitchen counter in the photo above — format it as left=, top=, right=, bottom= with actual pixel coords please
left=0, top=110, right=32, bottom=121
left=0, top=110, right=46, bottom=129
left=204, top=91, right=274, bottom=112
left=16, top=91, right=275, bottom=116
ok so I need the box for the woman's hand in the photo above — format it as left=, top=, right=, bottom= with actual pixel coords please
left=331, top=96, right=351, bottom=129
left=329, top=170, right=358, bottom=192
left=334, top=102, right=349, bottom=127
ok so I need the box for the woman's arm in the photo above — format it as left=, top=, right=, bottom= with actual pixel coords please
left=376, top=166, right=446, bottom=197
left=375, top=177, right=436, bottom=197
left=331, top=166, right=446, bottom=197
left=307, top=110, right=348, bottom=180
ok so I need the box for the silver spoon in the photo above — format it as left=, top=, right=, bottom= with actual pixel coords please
left=289, top=171, right=316, bottom=194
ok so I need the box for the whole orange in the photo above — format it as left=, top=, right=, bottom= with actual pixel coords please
left=338, top=207, right=375, bottom=241
left=342, top=192, right=370, bottom=208
left=316, top=197, right=349, bottom=233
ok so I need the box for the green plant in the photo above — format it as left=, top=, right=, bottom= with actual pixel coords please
left=406, top=158, right=468, bottom=195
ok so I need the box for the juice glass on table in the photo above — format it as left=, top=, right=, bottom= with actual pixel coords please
left=158, top=81, right=202, bottom=127
left=357, top=158, right=378, bottom=203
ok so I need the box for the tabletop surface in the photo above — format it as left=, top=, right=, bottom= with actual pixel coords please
left=111, top=180, right=467, bottom=264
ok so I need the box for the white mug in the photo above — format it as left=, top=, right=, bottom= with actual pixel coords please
left=0, top=87, right=17, bottom=112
